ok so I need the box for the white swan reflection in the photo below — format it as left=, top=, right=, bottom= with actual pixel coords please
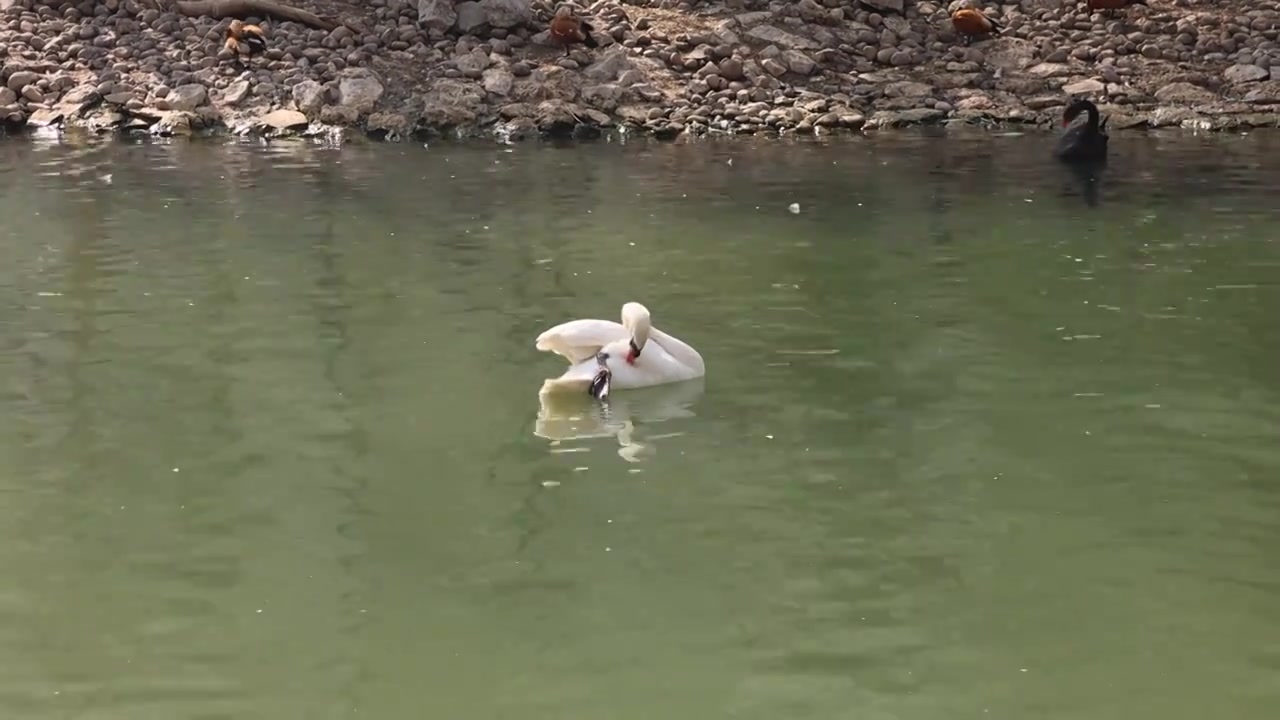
left=533, top=378, right=705, bottom=462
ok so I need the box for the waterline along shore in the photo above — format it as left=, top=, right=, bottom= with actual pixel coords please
left=2, top=0, right=1279, bottom=143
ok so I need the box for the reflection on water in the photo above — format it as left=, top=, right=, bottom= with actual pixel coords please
left=1, top=130, right=1280, bottom=719
left=535, top=379, right=705, bottom=463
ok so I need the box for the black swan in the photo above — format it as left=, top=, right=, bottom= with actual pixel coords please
left=1054, top=99, right=1109, bottom=163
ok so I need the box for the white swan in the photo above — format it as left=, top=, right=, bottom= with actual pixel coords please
left=535, top=302, right=706, bottom=398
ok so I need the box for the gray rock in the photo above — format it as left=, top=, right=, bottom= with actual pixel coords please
left=866, top=107, right=944, bottom=129
left=480, top=0, right=530, bottom=29
left=1224, top=64, right=1270, bottom=84
left=745, top=25, right=818, bottom=51
left=258, top=108, right=309, bottom=130
left=617, top=69, right=645, bottom=87
left=1153, top=82, right=1216, bottom=104
left=581, top=83, right=623, bottom=111
left=420, top=78, right=484, bottom=126
left=292, top=79, right=323, bottom=113
left=455, top=2, right=486, bottom=34
left=762, top=58, right=788, bottom=77
left=418, top=0, right=457, bottom=30
left=512, top=65, right=580, bottom=103
left=1027, top=63, right=1071, bottom=78
left=6, top=70, right=37, bottom=92
left=1242, top=81, right=1280, bottom=104
left=0, top=88, right=15, bottom=105
left=482, top=66, right=513, bottom=96
left=718, top=58, right=744, bottom=81
left=222, top=80, right=251, bottom=106
left=1063, top=78, right=1106, bottom=95
left=167, top=83, right=207, bottom=112
left=583, top=48, right=633, bottom=83
left=56, top=84, right=100, bottom=116
left=27, top=108, right=64, bottom=127
left=366, top=112, right=411, bottom=136
left=338, top=69, right=383, bottom=113
left=456, top=48, right=490, bottom=75
left=860, top=0, right=902, bottom=12
left=783, top=50, right=815, bottom=76
left=152, top=111, right=194, bottom=136
left=884, top=80, right=931, bottom=98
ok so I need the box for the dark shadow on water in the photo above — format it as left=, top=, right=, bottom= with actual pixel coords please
left=1061, top=158, right=1107, bottom=208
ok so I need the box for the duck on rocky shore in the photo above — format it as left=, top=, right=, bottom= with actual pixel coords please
left=548, top=5, right=598, bottom=57
left=224, top=19, right=268, bottom=59
left=1054, top=99, right=1109, bottom=163
left=951, top=7, right=1002, bottom=45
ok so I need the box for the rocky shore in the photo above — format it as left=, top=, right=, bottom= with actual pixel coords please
left=2, top=0, right=1280, bottom=142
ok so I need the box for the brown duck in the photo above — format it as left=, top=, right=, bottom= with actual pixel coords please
left=951, top=8, right=1002, bottom=45
left=224, top=19, right=267, bottom=57
left=548, top=6, right=598, bottom=57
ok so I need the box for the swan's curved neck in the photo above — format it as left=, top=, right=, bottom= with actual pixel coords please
left=1082, top=103, right=1099, bottom=130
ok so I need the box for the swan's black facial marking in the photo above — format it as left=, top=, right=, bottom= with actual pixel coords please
left=627, top=339, right=641, bottom=364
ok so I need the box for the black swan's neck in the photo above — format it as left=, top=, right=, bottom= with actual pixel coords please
left=1082, top=103, right=1100, bottom=131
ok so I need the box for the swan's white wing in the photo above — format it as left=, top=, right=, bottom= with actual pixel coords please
left=535, top=318, right=630, bottom=365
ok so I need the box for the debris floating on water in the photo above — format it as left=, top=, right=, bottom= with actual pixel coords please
left=788, top=203, right=801, bottom=214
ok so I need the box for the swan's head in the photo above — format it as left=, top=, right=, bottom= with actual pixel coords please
left=621, top=302, right=651, bottom=365
left=1062, top=99, right=1097, bottom=127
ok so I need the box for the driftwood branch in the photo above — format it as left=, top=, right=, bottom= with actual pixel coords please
left=173, top=0, right=338, bottom=31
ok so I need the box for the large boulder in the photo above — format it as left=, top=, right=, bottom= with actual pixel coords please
left=454, top=1, right=486, bottom=33
left=292, top=80, right=325, bottom=115
left=337, top=69, right=383, bottom=114
left=480, top=0, right=531, bottom=28
left=420, top=79, right=485, bottom=126
left=167, top=84, right=207, bottom=112
left=418, top=0, right=457, bottom=30
left=1224, top=64, right=1270, bottom=85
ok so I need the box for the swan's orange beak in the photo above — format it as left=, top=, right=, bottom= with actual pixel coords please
left=626, top=339, right=641, bottom=365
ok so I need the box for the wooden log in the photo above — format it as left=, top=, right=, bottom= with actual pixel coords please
left=173, top=0, right=338, bottom=31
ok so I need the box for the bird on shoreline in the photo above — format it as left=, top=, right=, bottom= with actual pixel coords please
left=224, top=19, right=267, bottom=58
left=1085, top=0, right=1148, bottom=18
left=548, top=5, right=598, bottom=57
left=951, top=8, right=1002, bottom=45
left=1054, top=99, right=1109, bottom=163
